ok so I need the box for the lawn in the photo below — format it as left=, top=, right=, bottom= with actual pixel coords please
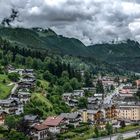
left=59, top=125, right=95, bottom=140
left=124, top=137, right=137, bottom=140
left=0, top=74, right=13, bottom=99
left=71, top=127, right=95, bottom=140
left=119, top=125, right=140, bottom=133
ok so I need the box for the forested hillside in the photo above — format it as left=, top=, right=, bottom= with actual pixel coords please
left=88, top=40, right=140, bottom=72
left=0, top=36, right=123, bottom=117
left=0, top=27, right=91, bottom=57
left=0, top=27, right=139, bottom=72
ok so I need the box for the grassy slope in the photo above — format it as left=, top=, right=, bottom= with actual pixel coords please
left=0, top=74, right=13, bottom=99
left=31, top=93, right=53, bottom=109
left=24, top=92, right=55, bottom=118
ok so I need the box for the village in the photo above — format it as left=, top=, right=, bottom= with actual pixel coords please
left=0, top=65, right=139, bottom=140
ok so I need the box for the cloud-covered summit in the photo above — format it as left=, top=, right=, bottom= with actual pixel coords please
left=0, top=0, right=140, bottom=45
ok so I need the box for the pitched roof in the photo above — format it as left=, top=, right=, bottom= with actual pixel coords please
left=33, top=123, right=48, bottom=131
left=60, top=112, right=80, bottom=119
left=0, top=99, right=18, bottom=104
left=24, top=115, right=38, bottom=121
left=18, top=92, right=31, bottom=95
left=43, top=116, right=64, bottom=126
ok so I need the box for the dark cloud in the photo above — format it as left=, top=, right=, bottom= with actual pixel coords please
left=0, top=0, right=140, bottom=45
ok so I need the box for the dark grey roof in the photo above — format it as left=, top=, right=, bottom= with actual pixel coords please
left=18, top=92, right=30, bottom=95
left=60, top=112, right=80, bottom=119
left=0, top=99, right=18, bottom=104
left=0, top=111, right=7, bottom=115
left=24, top=115, right=38, bottom=121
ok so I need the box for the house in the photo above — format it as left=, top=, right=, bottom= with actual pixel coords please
left=94, top=93, right=104, bottom=101
left=67, top=99, right=78, bottom=107
left=119, top=77, right=128, bottom=83
left=87, top=97, right=101, bottom=110
left=43, top=116, right=66, bottom=134
left=62, top=93, right=72, bottom=102
left=30, top=123, right=49, bottom=140
left=82, top=87, right=96, bottom=94
left=60, top=112, right=81, bottom=127
left=6, top=65, right=16, bottom=73
left=23, top=115, right=39, bottom=126
left=73, top=90, right=84, bottom=98
left=0, top=111, right=7, bottom=125
left=20, top=75, right=36, bottom=83
left=18, top=92, right=31, bottom=104
left=0, top=99, right=23, bottom=114
left=18, top=81, right=35, bottom=89
left=22, top=69, right=34, bottom=76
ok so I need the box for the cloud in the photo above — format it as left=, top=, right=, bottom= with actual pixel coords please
left=0, top=0, right=140, bottom=45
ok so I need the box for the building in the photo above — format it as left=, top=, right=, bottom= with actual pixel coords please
left=94, top=93, right=104, bottom=101
left=0, top=99, right=23, bottom=114
left=0, top=111, right=7, bottom=125
left=73, top=90, right=84, bottom=98
left=18, top=81, right=35, bottom=89
left=104, top=104, right=117, bottom=121
left=22, top=69, right=34, bottom=76
left=43, top=116, right=66, bottom=134
left=60, top=112, right=81, bottom=127
left=30, top=123, right=48, bottom=140
left=82, top=109, right=105, bottom=124
left=119, top=86, right=138, bottom=97
left=67, top=99, right=78, bottom=107
left=136, top=80, right=140, bottom=89
left=62, top=93, right=72, bottom=102
left=82, top=87, right=96, bottom=93
left=117, top=103, right=140, bottom=121
left=87, top=97, right=101, bottom=110
left=20, top=74, right=36, bottom=83
left=23, top=115, right=39, bottom=126
left=18, top=92, right=31, bottom=104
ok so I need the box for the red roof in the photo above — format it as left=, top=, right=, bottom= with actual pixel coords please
left=33, top=123, right=48, bottom=131
left=119, top=89, right=130, bottom=94
left=43, top=116, right=64, bottom=126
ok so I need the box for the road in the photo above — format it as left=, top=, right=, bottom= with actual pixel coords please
left=9, top=83, right=19, bottom=99
left=104, top=84, right=124, bottom=104
left=91, top=130, right=139, bottom=140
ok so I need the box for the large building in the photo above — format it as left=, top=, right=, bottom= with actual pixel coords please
left=82, top=104, right=118, bottom=124
left=105, top=104, right=117, bottom=120
left=82, top=109, right=105, bottom=124
left=117, top=104, right=140, bottom=121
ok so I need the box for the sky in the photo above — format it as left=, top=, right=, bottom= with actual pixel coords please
left=0, top=0, right=140, bottom=45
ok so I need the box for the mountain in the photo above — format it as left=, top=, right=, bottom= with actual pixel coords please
left=0, top=26, right=140, bottom=72
left=88, top=40, right=140, bottom=72
left=0, top=27, right=91, bottom=57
